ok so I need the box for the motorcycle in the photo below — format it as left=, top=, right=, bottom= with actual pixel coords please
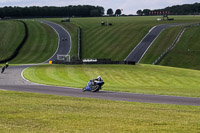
left=82, top=79, right=104, bottom=92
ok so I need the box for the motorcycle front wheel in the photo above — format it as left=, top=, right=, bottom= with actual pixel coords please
left=82, top=87, right=86, bottom=92
left=91, top=85, right=100, bottom=92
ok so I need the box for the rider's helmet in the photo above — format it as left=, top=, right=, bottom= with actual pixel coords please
left=97, top=76, right=102, bottom=81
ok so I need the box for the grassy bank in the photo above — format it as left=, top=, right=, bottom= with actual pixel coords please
left=159, top=25, right=200, bottom=70
left=23, top=64, right=200, bottom=97
left=0, top=90, right=200, bottom=132
left=10, top=20, right=58, bottom=64
left=140, top=26, right=182, bottom=64
left=0, top=20, right=25, bottom=61
left=46, top=16, right=200, bottom=61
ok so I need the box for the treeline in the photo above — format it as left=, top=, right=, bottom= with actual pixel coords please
left=0, top=5, right=104, bottom=18
left=137, top=2, right=200, bottom=15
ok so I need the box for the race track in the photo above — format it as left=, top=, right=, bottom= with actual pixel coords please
left=1, top=22, right=200, bottom=106
left=40, top=20, right=71, bottom=62
left=125, top=24, right=178, bottom=63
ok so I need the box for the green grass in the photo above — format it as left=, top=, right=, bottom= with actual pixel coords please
left=0, top=20, right=25, bottom=61
left=10, top=20, right=58, bottom=64
left=2, top=16, right=200, bottom=64
left=79, top=17, right=152, bottom=61
left=0, top=90, right=200, bottom=132
left=140, top=26, right=182, bottom=64
left=159, top=25, right=200, bottom=70
left=45, top=16, right=200, bottom=61
left=24, top=64, right=200, bottom=97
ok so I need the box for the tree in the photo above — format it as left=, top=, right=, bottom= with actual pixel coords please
left=142, top=9, right=151, bottom=16
left=115, top=9, right=121, bottom=16
left=0, top=5, right=104, bottom=17
left=136, top=10, right=142, bottom=15
left=107, top=8, right=113, bottom=16
left=98, top=6, right=105, bottom=16
left=90, top=9, right=99, bottom=17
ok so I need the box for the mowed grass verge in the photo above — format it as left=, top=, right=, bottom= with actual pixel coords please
left=24, top=64, right=200, bottom=97
left=0, top=20, right=25, bottom=61
left=0, top=90, right=200, bottom=132
left=10, top=20, right=58, bottom=64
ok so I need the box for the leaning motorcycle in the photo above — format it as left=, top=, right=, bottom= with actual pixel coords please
left=82, top=79, right=104, bottom=92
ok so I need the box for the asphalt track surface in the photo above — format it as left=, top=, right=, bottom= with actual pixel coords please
left=125, top=24, right=178, bottom=63
left=40, top=20, right=71, bottom=62
left=1, top=22, right=200, bottom=106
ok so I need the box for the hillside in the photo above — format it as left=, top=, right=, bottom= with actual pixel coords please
left=46, top=16, right=200, bottom=62
left=50, top=17, right=173, bottom=61
left=0, top=20, right=25, bottom=61
left=10, top=20, right=58, bottom=64
left=159, top=25, right=200, bottom=70
left=0, top=20, right=58, bottom=64
left=1, top=16, right=200, bottom=66
left=140, top=20, right=200, bottom=70
left=140, top=26, right=182, bottom=64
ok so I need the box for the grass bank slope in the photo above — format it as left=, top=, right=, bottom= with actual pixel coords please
left=24, top=64, right=200, bottom=97
left=47, top=16, right=200, bottom=61
left=47, top=17, right=163, bottom=60
left=0, top=90, right=200, bottom=132
left=140, top=26, right=182, bottom=64
left=10, top=20, right=58, bottom=64
left=79, top=17, right=152, bottom=61
left=0, top=20, right=25, bottom=61
left=159, top=25, right=200, bottom=70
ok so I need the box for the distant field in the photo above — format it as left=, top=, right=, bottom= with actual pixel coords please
left=159, top=25, right=200, bottom=70
left=0, top=90, right=200, bottom=132
left=10, top=20, right=58, bottom=64
left=0, top=20, right=25, bottom=61
left=24, top=64, right=200, bottom=97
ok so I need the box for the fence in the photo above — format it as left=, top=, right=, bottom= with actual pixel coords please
left=78, top=27, right=81, bottom=60
left=53, top=59, right=135, bottom=65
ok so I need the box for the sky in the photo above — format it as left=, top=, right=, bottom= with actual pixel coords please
left=0, top=0, right=199, bottom=14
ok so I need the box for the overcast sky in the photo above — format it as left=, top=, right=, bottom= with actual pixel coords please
left=0, top=0, right=199, bottom=14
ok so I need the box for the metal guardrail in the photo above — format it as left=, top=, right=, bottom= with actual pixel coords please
left=78, top=27, right=81, bottom=60
left=53, top=59, right=135, bottom=65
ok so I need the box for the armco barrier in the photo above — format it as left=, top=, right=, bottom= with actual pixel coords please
left=53, top=59, right=135, bottom=65
left=78, top=27, right=81, bottom=60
